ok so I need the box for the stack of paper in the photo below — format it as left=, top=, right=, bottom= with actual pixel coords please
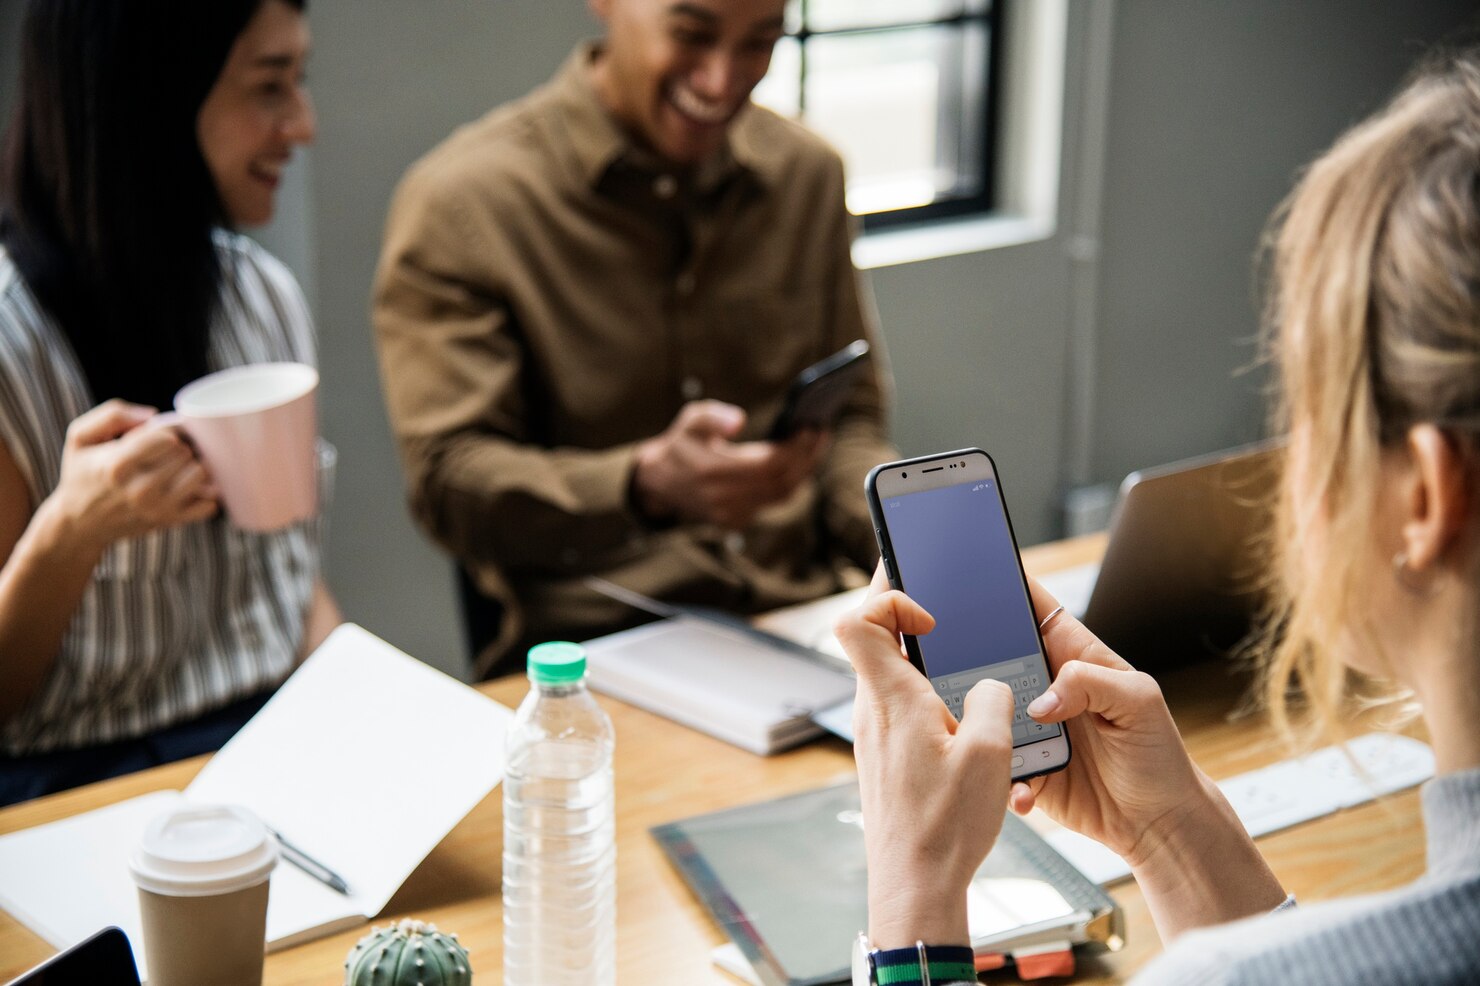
left=582, top=616, right=856, bottom=756
left=0, top=624, right=513, bottom=981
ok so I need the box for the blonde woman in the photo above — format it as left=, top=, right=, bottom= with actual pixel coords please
left=840, top=50, right=1480, bottom=986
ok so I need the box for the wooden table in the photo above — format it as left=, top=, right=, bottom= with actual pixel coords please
left=0, top=535, right=1427, bottom=984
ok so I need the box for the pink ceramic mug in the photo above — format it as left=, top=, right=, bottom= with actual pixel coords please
left=156, top=362, right=320, bottom=532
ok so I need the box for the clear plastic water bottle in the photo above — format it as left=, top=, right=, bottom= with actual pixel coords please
left=502, top=641, right=616, bottom=985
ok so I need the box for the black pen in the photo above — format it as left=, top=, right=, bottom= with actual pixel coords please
left=269, top=828, right=352, bottom=896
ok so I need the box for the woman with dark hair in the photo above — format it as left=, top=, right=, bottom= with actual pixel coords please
left=841, top=48, right=1480, bottom=986
left=0, top=0, right=340, bottom=806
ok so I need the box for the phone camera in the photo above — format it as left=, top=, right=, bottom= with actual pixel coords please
left=901, top=471, right=908, bottom=478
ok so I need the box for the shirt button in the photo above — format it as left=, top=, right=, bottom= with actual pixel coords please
left=681, top=376, right=703, bottom=400
left=675, top=271, right=696, bottom=296
left=653, top=174, right=678, bottom=199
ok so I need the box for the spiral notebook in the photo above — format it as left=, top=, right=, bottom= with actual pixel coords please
left=652, top=780, right=1124, bottom=986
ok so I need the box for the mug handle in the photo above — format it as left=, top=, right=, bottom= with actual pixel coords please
left=139, top=410, right=183, bottom=432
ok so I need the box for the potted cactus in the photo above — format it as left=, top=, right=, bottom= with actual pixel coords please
left=343, top=918, right=471, bottom=985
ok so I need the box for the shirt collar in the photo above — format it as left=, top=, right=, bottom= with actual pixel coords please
left=549, top=41, right=786, bottom=196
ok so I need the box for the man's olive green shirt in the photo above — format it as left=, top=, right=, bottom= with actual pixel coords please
left=374, top=45, right=896, bottom=676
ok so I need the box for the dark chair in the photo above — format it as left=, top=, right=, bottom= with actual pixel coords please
left=455, top=565, right=505, bottom=675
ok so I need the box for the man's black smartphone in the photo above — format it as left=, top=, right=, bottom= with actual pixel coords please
left=767, top=339, right=871, bottom=440
left=5, top=927, right=140, bottom=986
left=865, top=448, right=1070, bottom=782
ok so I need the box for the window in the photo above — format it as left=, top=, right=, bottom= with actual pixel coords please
left=752, top=0, right=1002, bottom=229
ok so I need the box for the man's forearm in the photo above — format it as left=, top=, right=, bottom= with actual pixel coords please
left=407, top=432, right=646, bottom=570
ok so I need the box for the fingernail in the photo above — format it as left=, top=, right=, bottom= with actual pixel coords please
left=1027, top=691, right=1059, bottom=718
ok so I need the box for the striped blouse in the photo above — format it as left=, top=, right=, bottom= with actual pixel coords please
left=0, top=232, right=320, bottom=756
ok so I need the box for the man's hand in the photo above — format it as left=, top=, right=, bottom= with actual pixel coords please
left=631, top=400, right=825, bottom=529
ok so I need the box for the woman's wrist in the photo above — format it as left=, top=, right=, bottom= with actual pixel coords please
left=1124, top=769, right=1228, bottom=871
left=867, top=881, right=971, bottom=951
left=29, top=493, right=110, bottom=562
left=1128, top=772, right=1286, bottom=940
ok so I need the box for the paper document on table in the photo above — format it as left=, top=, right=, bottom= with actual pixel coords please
left=188, top=623, right=511, bottom=925
left=0, top=624, right=513, bottom=978
left=1042, top=732, right=1435, bottom=886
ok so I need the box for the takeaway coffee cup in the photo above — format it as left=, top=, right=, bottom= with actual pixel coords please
left=162, top=362, right=319, bottom=531
left=129, top=804, right=278, bottom=986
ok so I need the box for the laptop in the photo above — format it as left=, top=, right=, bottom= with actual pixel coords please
left=4, top=928, right=140, bottom=986
left=1045, top=439, right=1282, bottom=669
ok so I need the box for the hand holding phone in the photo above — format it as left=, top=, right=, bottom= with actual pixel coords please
left=837, top=574, right=1018, bottom=947
left=865, top=448, right=1070, bottom=782
left=631, top=401, right=824, bottom=528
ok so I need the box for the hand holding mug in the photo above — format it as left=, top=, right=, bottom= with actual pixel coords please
left=54, top=400, right=219, bottom=549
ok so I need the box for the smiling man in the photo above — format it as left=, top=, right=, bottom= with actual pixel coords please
left=373, top=0, right=897, bottom=677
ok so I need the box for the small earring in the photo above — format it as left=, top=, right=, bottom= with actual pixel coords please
left=1392, top=551, right=1441, bottom=598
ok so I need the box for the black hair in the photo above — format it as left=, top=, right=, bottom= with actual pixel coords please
left=0, top=0, right=305, bottom=410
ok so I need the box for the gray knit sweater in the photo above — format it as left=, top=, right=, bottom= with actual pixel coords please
left=1135, top=767, right=1480, bottom=985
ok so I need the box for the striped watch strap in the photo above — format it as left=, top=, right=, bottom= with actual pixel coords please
left=871, top=943, right=976, bottom=985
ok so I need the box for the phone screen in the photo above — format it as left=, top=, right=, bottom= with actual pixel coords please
left=872, top=456, right=1064, bottom=756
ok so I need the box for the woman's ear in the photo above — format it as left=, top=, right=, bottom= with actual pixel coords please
left=1400, top=424, right=1472, bottom=571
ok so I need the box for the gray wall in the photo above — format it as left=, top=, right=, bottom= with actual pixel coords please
left=0, top=0, right=1473, bottom=680
left=1088, top=0, right=1474, bottom=484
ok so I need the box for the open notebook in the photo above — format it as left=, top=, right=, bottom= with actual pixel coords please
left=0, top=625, right=512, bottom=982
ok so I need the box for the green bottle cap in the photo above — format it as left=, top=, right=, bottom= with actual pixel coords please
left=526, top=641, right=587, bottom=685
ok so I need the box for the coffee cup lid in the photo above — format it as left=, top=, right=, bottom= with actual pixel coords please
left=129, top=804, right=278, bottom=897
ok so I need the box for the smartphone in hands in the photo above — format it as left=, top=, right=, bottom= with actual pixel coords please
left=866, top=448, right=1070, bottom=782
left=767, top=339, right=871, bottom=440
